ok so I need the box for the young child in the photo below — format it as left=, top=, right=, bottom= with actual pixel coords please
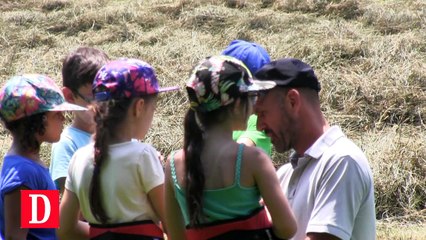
left=164, top=55, right=297, bottom=240
left=0, top=74, right=86, bottom=240
left=50, top=46, right=110, bottom=194
left=58, top=58, right=179, bottom=240
left=222, top=39, right=273, bottom=156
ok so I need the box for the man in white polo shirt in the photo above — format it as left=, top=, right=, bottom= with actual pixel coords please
left=254, top=58, right=376, bottom=240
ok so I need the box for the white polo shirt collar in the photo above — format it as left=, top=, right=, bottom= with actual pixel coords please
left=290, top=126, right=345, bottom=169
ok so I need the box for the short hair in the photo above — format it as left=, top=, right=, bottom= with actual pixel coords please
left=62, top=47, right=110, bottom=90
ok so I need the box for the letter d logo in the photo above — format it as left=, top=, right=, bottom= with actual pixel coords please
left=21, top=190, right=59, bottom=228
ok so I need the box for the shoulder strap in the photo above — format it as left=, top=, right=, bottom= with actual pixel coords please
left=170, top=151, right=179, bottom=186
left=235, top=144, right=244, bottom=186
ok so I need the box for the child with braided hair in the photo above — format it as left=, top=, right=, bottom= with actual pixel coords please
left=58, top=58, right=179, bottom=240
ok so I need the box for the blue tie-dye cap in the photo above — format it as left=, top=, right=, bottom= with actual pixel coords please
left=0, top=74, right=87, bottom=122
left=93, top=58, right=180, bottom=101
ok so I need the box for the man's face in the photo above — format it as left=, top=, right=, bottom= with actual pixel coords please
left=255, top=88, right=295, bottom=153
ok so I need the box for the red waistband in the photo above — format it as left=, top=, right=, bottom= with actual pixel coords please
left=89, top=221, right=163, bottom=239
left=186, top=207, right=272, bottom=240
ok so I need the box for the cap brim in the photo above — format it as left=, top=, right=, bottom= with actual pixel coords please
left=157, top=86, right=180, bottom=93
left=51, top=102, right=88, bottom=112
left=247, top=80, right=276, bottom=92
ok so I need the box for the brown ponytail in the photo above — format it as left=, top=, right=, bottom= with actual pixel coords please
left=183, top=97, right=248, bottom=226
left=183, top=109, right=205, bottom=226
left=89, top=98, right=132, bottom=223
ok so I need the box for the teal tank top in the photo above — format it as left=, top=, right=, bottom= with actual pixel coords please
left=170, top=144, right=262, bottom=226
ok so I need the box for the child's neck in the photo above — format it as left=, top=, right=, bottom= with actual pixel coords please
left=72, top=120, right=96, bottom=134
left=8, top=142, right=45, bottom=166
left=204, top=124, right=233, bottom=142
left=109, top=117, right=142, bottom=144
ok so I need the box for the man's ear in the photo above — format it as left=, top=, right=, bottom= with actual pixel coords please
left=286, top=89, right=301, bottom=112
left=62, top=87, right=76, bottom=103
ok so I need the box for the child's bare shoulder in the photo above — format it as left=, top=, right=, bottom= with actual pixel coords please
left=242, top=146, right=271, bottom=168
left=166, top=149, right=184, bottom=166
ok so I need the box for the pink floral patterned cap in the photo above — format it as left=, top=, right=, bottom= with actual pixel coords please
left=0, top=74, right=87, bottom=122
left=186, top=55, right=276, bottom=112
left=93, top=58, right=180, bottom=101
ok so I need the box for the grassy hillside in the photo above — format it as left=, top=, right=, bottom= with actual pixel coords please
left=1, top=0, right=425, bottom=238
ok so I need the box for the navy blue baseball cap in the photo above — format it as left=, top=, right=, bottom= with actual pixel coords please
left=254, top=58, right=321, bottom=92
left=222, top=40, right=271, bottom=74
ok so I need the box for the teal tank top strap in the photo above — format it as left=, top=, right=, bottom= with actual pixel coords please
left=170, top=151, right=178, bottom=185
left=235, top=144, right=244, bottom=186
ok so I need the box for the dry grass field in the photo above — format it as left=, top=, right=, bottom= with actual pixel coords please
left=0, top=0, right=425, bottom=238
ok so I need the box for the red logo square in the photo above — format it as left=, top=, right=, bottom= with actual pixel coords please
left=21, top=190, right=59, bottom=228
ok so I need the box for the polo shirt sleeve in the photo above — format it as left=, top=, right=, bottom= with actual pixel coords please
left=138, top=145, right=165, bottom=193
left=306, top=156, right=370, bottom=240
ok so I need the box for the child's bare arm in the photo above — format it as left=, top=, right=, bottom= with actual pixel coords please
left=252, top=150, right=297, bottom=239
left=4, top=187, right=29, bottom=240
left=147, top=184, right=167, bottom=233
left=164, top=155, right=187, bottom=240
left=57, top=189, right=89, bottom=240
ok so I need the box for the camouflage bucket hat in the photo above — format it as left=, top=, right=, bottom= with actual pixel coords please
left=0, top=74, right=87, bottom=122
left=186, top=55, right=276, bottom=112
